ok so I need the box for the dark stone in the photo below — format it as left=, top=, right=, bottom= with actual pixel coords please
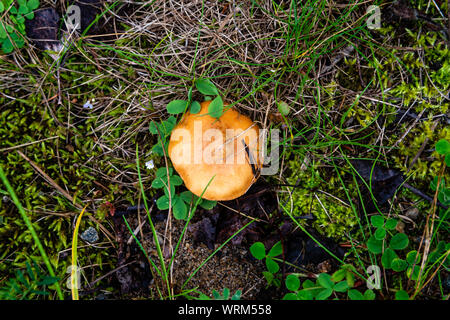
left=25, top=8, right=61, bottom=51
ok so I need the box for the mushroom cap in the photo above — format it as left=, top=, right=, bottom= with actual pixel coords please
left=168, top=101, right=261, bottom=201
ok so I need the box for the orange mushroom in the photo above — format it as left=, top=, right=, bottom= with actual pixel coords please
left=168, top=101, right=262, bottom=201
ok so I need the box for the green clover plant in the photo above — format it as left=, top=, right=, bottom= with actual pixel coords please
left=1, top=0, right=40, bottom=53
left=196, top=288, right=242, bottom=300
left=250, top=241, right=283, bottom=287
left=283, top=265, right=375, bottom=300
left=151, top=168, right=216, bottom=220
left=165, top=79, right=224, bottom=118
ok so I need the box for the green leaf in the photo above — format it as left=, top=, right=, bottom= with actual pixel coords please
left=18, top=5, right=29, bottom=14
left=31, top=290, right=49, bottom=296
left=190, top=101, right=201, bottom=114
left=162, top=183, right=175, bottom=200
left=346, top=271, right=355, bottom=288
left=167, top=99, right=188, bottom=114
left=395, top=290, right=409, bottom=300
left=363, top=289, right=376, bottom=300
left=435, top=139, right=450, bottom=155
left=277, top=101, right=290, bottom=116
left=198, top=293, right=211, bottom=300
left=430, top=176, right=439, bottom=191
left=267, top=241, right=282, bottom=257
left=16, top=270, right=28, bottom=287
left=199, top=199, right=216, bottom=210
left=438, top=188, right=450, bottom=206
left=249, top=242, right=265, bottom=260
left=37, top=276, right=58, bottom=286
left=348, top=289, right=364, bottom=300
left=10, top=32, right=24, bottom=48
left=180, top=190, right=194, bottom=203
left=391, top=258, right=408, bottom=272
left=25, top=262, right=35, bottom=281
left=317, top=273, right=334, bottom=290
left=333, top=281, right=349, bottom=292
left=222, top=288, right=229, bottom=300
left=406, top=250, right=421, bottom=265
left=156, top=167, right=173, bottom=178
left=374, top=227, right=386, bottom=240
left=265, top=257, right=279, bottom=274
left=315, top=288, right=333, bottom=300
left=302, top=279, right=315, bottom=289
left=0, top=23, right=7, bottom=39
left=24, top=11, right=34, bottom=19
left=231, top=290, right=241, bottom=300
left=285, top=274, right=300, bottom=292
left=164, top=116, right=177, bottom=133
left=156, top=195, right=170, bottom=210
left=151, top=141, right=165, bottom=156
left=149, top=121, right=158, bottom=134
left=381, top=247, right=398, bottom=269
left=212, top=290, right=221, bottom=300
left=0, top=2, right=4, bottom=13
left=370, top=215, right=384, bottom=228
left=282, top=293, right=298, bottom=300
left=150, top=116, right=176, bottom=136
left=195, top=79, right=219, bottom=96
left=262, top=271, right=273, bottom=285
left=385, top=218, right=398, bottom=230
left=2, top=38, right=14, bottom=53
left=172, top=196, right=187, bottom=220
left=170, top=175, right=183, bottom=186
left=367, top=235, right=383, bottom=254
left=27, top=0, right=40, bottom=10
left=389, top=233, right=409, bottom=250
left=15, top=14, right=25, bottom=24
left=406, top=265, right=420, bottom=281
left=331, top=268, right=346, bottom=282
left=445, top=153, right=450, bottom=167
left=151, top=177, right=165, bottom=189
left=297, top=290, right=313, bottom=300
left=187, top=86, right=193, bottom=101
left=208, top=95, right=223, bottom=118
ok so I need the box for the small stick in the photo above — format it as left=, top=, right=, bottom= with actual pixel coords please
left=404, top=182, right=448, bottom=210
left=0, top=136, right=59, bottom=153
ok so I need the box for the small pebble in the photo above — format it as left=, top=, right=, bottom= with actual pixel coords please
left=80, top=226, right=99, bottom=243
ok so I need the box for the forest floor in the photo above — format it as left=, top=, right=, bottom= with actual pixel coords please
left=0, top=0, right=449, bottom=300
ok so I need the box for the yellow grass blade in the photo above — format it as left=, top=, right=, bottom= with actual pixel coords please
left=71, top=205, right=88, bottom=300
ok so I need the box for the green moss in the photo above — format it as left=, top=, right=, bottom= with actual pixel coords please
left=393, top=121, right=450, bottom=182
left=281, top=159, right=357, bottom=239
left=0, top=54, right=145, bottom=288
